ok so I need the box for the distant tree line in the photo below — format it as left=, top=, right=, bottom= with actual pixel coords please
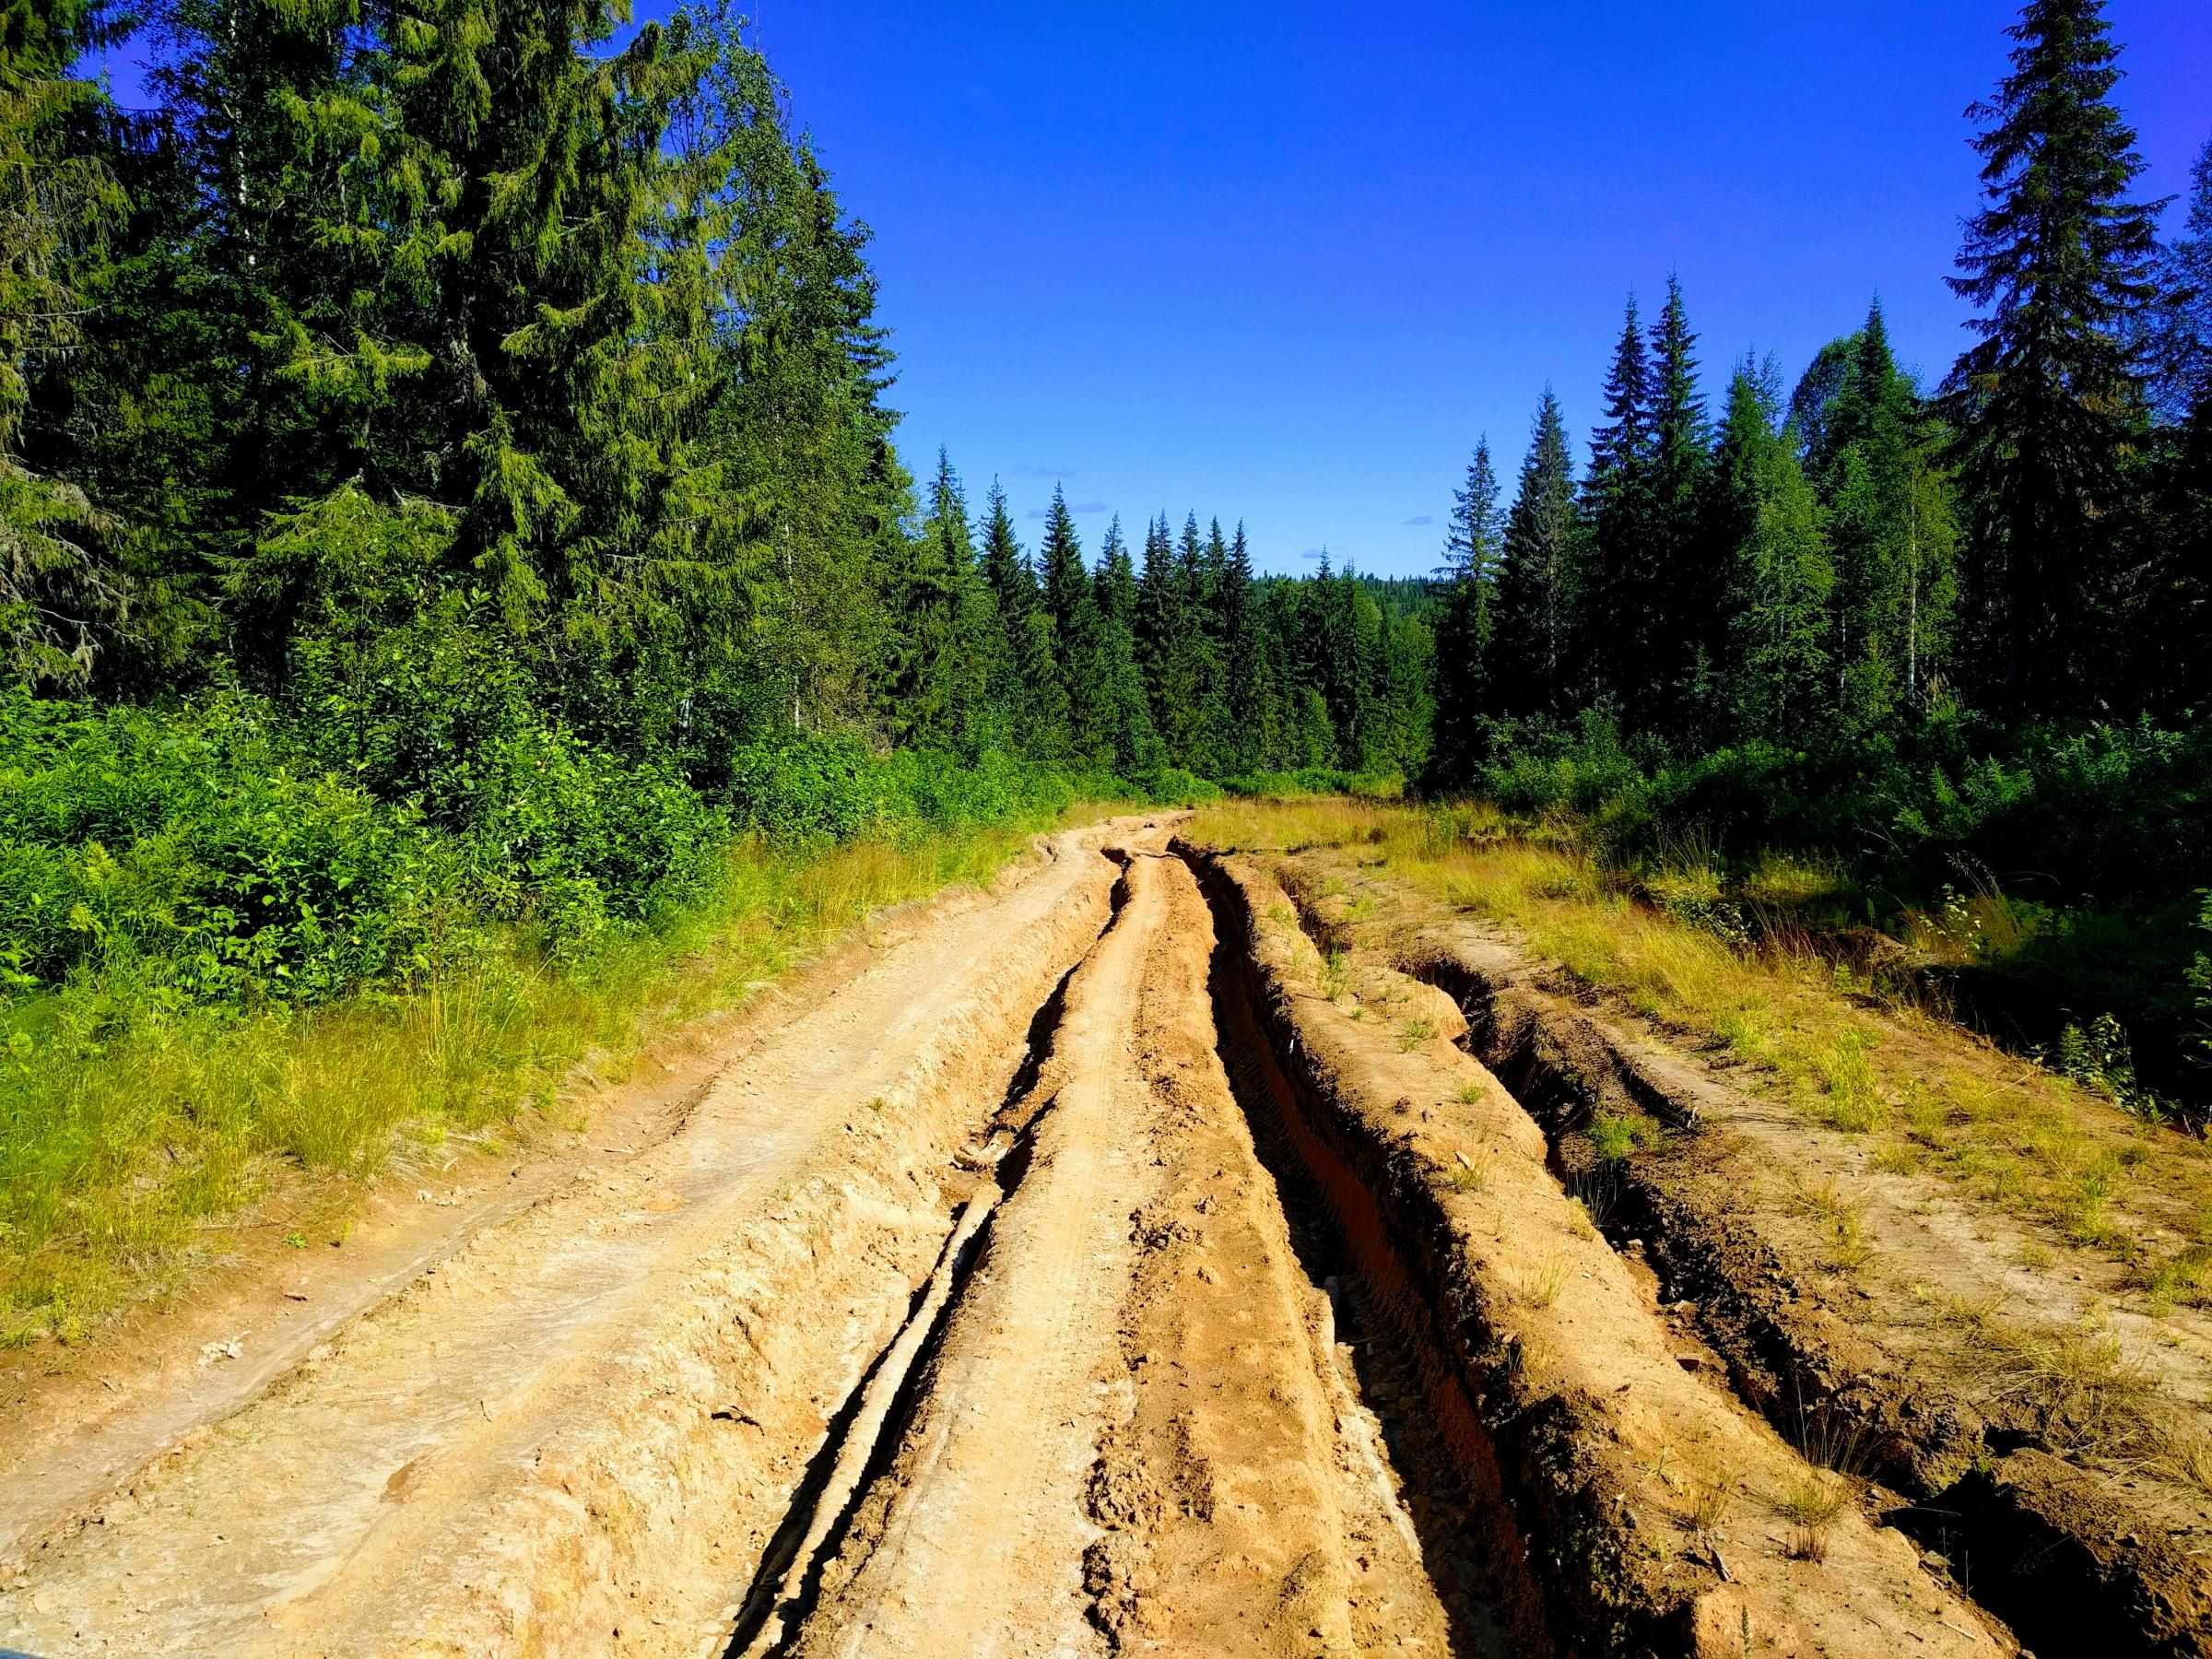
left=1428, top=0, right=2210, bottom=796
left=0, top=0, right=1423, bottom=793
left=900, top=472, right=1431, bottom=782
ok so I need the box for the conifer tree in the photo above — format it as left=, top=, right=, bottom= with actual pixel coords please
left=1219, top=524, right=1278, bottom=773
left=1093, top=516, right=1159, bottom=775
left=2140, top=141, right=2212, bottom=708
left=2139, top=136, right=2212, bottom=423
left=1583, top=295, right=1653, bottom=716
left=1818, top=301, right=1958, bottom=724
left=1037, top=485, right=1107, bottom=763
left=1712, top=359, right=1834, bottom=739
left=1428, top=438, right=1500, bottom=787
left=0, top=0, right=132, bottom=686
left=1493, top=390, right=1578, bottom=717
left=1140, top=513, right=1213, bottom=768
left=1944, top=0, right=2163, bottom=713
left=979, top=478, right=1064, bottom=757
left=1646, top=276, right=1715, bottom=732
left=886, top=450, right=994, bottom=751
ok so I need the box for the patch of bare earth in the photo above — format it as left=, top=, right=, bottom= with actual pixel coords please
left=771, top=842, right=1469, bottom=1657
left=0, top=824, right=1134, bottom=1657
left=1188, top=840, right=2012, bottom=1659
left=6, top=803, right=2112, bottom=1659
left=1275, top=841, right=2212, bottom=1658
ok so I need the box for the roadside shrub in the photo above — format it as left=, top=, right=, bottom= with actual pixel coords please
left=876, top=747, right=1079, bottom=831
left=453, top=721, right=726, bottom=953
left=724, top=728, right=882, bottom=843
left=0, top=692, right=458, bottom=1003
left=1136, top=764, right=1225, bottom=806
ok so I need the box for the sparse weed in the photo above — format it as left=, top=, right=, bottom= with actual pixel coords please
left=1775, top=1469, right=1850, bottom=1529
left=1400, top=1018, right=1432, bottom=1052
left=1688, top=1467, right=1737, bottom=1533
left=1449, top=1149, right=1492, bottom=1194
left=1521, top=1254, right=1569, bottom=1309
left=1321, top=947, right=1350, bottom=999
left=1965, top=1308, right=2152, bottom=1456
left=1787, top=1525, right=1831, bottom=1564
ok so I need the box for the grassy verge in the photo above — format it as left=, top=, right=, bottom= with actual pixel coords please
left=1, top=804, right=1121, bottom=1345
left=1186, top=796, right=2212, bottom=1305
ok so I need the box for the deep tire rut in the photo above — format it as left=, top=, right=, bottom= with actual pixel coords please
left=0, top=819, right=2051, bottom=1659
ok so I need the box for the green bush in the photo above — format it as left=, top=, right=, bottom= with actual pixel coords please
left=0, top=693, right=457, bottom=1003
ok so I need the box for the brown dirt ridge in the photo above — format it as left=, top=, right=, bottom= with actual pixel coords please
left=11, top=802, right=2186, bottom=1657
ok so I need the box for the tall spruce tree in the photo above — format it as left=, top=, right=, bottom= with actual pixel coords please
left=1, top=0, right=133, bottom=687
left=1092, top=516, right=1159, bottom=775
left=1428, top=438, right=1501, bottom=787
left=1646, top=276, right=1714, bottom=733
left=2141, top=140, right=2212, bottom=708
left=2138, top=136, right=2212, bottom=423
left=1219, top=523, right=1277, bottom=774
left=887, top=449, right=993, bottom=751
left=979, top=478, right=1064, bottom=757
left=1944, top=0, right=2163, bottom=713
left=1712, top=358, right=1834, bottom=740
left=1493, top=390, right=1578, bottom=717
left=1583, top=295, right=1653, bottom=718
left=1818, top=301, right=1958, bottom=725
left=1037, top=485, right=1106, bottom=764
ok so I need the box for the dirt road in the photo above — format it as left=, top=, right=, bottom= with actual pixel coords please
left=0, top=817, right=2037, bottom=1657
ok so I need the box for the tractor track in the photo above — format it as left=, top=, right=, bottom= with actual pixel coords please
left=0, top=819, right=2039, bottom=1658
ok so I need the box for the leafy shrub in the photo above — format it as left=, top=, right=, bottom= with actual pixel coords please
left=1135, top=765, right=1225, bottom=806
left=724, top=728, right=883, bottom=843
left=0, top=692, right=459, bottom=1003
left=452, top=720, right=726, bottom=953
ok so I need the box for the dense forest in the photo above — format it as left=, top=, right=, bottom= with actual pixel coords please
left=0, top=0, right=2206, bottom=1087
left=0, top=0, right=1428, bottom=1026
left=1423, top=1, right=2211, bottom=1098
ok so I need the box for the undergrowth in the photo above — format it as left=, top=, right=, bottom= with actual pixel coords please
left=0, top=804, right=1111, bottom=1345
left=1183, top=796, right=2212, bottom=1302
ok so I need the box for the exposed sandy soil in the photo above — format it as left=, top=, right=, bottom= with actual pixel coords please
left=0, top=824, right=1129, bottom=1656
left=776, top=844, right=1461, bottom=1657
left=6, top=805, right=2149, bottom=1659
left=0, top=874, right=986, bottom=1574
left=1266, top=840, right=2212, bottom=1658
left=1191, top=843, right=2011, bottom=1659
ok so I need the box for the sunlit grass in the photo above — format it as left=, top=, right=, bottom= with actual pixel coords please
left=1, top=804, right=1124, bottom=1345
left=1184, top=796, right=2212, bottom=1289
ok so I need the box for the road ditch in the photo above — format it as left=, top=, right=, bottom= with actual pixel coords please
left=1182, top=839, right=2013, bottom=1659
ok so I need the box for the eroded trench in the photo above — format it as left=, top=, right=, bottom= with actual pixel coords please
left=711, top=844, right=1546, bottom=1658
left=703, top=840, right=2015, bottom=1659
left=721, top=854, right=1135, bottom=1657
left=1396, top=947, right=2179, bottom=1659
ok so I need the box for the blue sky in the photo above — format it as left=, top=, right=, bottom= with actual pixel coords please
left=90, top=2, right=2212, bottom=576
left=677, top=1, right=2208, bottom=575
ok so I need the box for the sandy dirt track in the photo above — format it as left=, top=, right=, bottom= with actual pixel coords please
left=0, top=815, right=2060, bottom=1659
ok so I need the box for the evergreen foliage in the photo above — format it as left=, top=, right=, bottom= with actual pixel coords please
left=0, top=0, right=2206, bottom=1110
left=1943, top=0, right=2163, bottom=713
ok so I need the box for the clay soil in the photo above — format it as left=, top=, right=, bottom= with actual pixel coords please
left=0, top=805, right=2161, bottom=1658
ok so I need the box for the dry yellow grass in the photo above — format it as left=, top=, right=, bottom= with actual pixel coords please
left=1183, top=796, right=2212, bottom=1290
